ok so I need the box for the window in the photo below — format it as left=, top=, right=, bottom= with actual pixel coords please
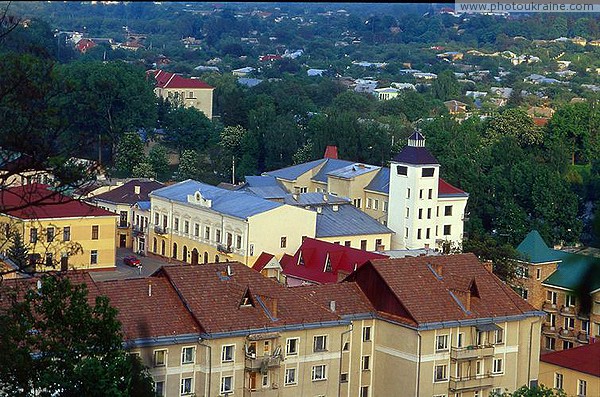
left=565, top=317, right=575, bottom=329
left=236, top=235, right=242, bottom=249
left=30, top=228, right=38, bottom=243
left=419, top=189, right=423, bottom=199
left=184, top=220, right=189, bottom=234
left=63, top=226, right=70, bottom=242
left=91, top=225, right=99, bottom=240
left=90, top=250, right=98, bottom=265
left=405, top=227, right=409, bottom=239
left=375, top=238, right=382, bottom=249
left=220, top=376, right=233, bottom=394
left=427, top=208, right=432, bottom=219
left=286, top=338, right=298, bottom=356
left=457, top=333, right=464, bottom=348
left=313, top=335, right=327, bottom=352
left=436, top=335, right=449, bottom=351
left=444, top=205, right=453, bottom=216
left=582, top=320, right=590, bottom=334
left=548, top=291, right=557, bottom=304
left=536, top=268, right=542, bottom=280
left=366, top=198, right=372, bottom=209
left=360, top=240, right=367, bottom=250
left=578, top=379, right=587, bottom=396
left=383, top=201, right=388, bottom=212
left=417, top=229, right=422, bottom=239
left=549, top=313, right=556, bottom=327
left=566, top=294, right=576, bottom=307
left=262, top=373, right=269, bottom=388
left=362, top=355, right=370, bottom=370
left=397, top=165, right=408, bottom=175
left=554, top=373, right=563, bottom=390
left=563, top=341, right=573, bottom=349
left=154, top=213, right=159, bottom=225
left=155, top=381, right=165, bottom=396
left=181, top=346, right=195, bottom=364
left=407, top=188, right=411, bottom=199
left=545, top=337, right=556, bottom=350
left=374, top=199, right=379, bottom=210
left=443, top=225, right=451, bottom=236
left=434, top=364, right=448, bottom=381
left=422, top=167, right=434, bottom=177
left=249, top=244, right=254, bottom=256
left=426, top=228, right=431, bottom=239
left=418, top=208, right=423, bottom=219
left=280, top=236, right=287, bottom=248
left=312, top=364, right=327, bottom=381
left=353, top=198, right=361, bottom=208
left=342, top=341, right=350, bottom=351
left=428, top=189, right=433, bottom=199
left=363, top=326, right=372, bottom=341
left=194, top=223, right=199, bottom=237
left=222, top=344, right=235, bottom=362
left=204, top=226, right=210, bottom=240
left=360, top=386, right=369, bottom=397
left=47, top=227, right=55, bottom=242
left=216, top=229, right=221, bottom=243
left=119, top=211, right=128, bottom=227
left=45, top=253, right=53, bottom=267
left=285, top=368, right=297, bottom=385
left=153, top=350, right=166, bottom=367
left=343, top=240, right=351, bottom=247
left=492, top=358, right=503, bottom=374
left=181, top=377, right=193, bottom=395
left=476, top=360, right=483, bottom=375
left=406, top=207, right=410, bottom=218
left=162, top=215, right=167, bottom=228
left=494, top=328, right=504, bottom=344
left=340, top=373, right=348, bottom=383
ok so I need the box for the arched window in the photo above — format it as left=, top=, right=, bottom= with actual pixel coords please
left=172, top=243, right=178, bottom=259
left=215, top=254, right=220, bottom=263
left=161, top=240, right=165, bottom=256
left=204, top=251, right=208, bottom=264
left=183, top=246, right=188, bottom=262
left=153, top=237, right=157, bottom=253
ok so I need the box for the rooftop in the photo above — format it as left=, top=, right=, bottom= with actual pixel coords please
left=152, top=70, right=213, bottom=90
left=92, top=179, right=164, bottom=205
left=315, top=203, right=393, bottom=237
left=540, top=342, right=600, bottom=378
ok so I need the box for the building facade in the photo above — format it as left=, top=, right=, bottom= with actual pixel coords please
left=539, top=342, right=600, bottom=396
left=152, top=70, right=215, bottom=119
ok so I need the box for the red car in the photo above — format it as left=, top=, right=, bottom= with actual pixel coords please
left=123, top=255, right=141, bottom=267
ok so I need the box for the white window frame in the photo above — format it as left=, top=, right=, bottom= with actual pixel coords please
left=286, top=338, right=299, bottom=356
left=492, top=358, right=503, bottom=374
left=153, top=349, right=167, bottom=367
left=434, top=364, right=448, bottom=382
left=362, top=355, right=370, bottom=371
left=221, top=344, right=235, bottom=363
left=436, top=334, right=449, bottom=351
left=220, top=375, right=233, bottom=394
left=313, top=335, right=328, bottom=352
left=555, top=372, right=563, bottom=390
left=363, top=326, right=372, bottom=341
left=284, top=367, right=297, bottom=385
left=311, top=364, right=327, bottom=381
left=181, top=346, right=195, bottom=365
left=578, top=379, right=587, bottom=396
left=180, top=377, right=193, bottom=396
left=155, top=380, right=165, bottom=396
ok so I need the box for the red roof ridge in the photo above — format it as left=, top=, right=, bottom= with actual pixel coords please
left=252, top=252, right=276, bottom=271
left=540, top=341, right=600, bottom=377
left=438, top=178, right=466, bottom=195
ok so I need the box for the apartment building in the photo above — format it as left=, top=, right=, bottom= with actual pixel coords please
left=151, top=70, right=215, bottom=119
left=515, top=230, right=600, bottom=353
left=90, top=179, right=163, bottom=250
left=148, top=179, right=317, bottom=266
left=261, top=132, right=469, bottom=251
left=0, top=183, right=117, bottom=271
left=539, top=342, right=600, bottom=396
left=299, top=253, right=545, bottom=397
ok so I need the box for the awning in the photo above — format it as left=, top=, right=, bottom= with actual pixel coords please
left=475, top=323, right=501, bottom=332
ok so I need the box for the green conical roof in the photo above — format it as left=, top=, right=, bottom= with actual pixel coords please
left=516, top=230, right=561, bottom=264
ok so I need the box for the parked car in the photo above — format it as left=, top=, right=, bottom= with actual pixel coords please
left=123, top=255, right=141, bottom=267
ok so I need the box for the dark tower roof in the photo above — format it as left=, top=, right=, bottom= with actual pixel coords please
left=392, top=131, right=439, bottom=165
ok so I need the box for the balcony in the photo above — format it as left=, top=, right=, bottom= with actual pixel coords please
left=450, top=345, right=494, bottom=361
left=118, top=221, right=131, bottom=229
left=560, top=305, right=576, bottom=317
left=558, top=327, right=576, bottom=340
left=154, top=226, right=168, bottom=235
left=217, top=244, right=233, bottom=254
left=449, top=373, right=493, bottom=391
left=542, top=302, right=558, bottom=313
left=245, top=354, right=282, bottom=373
left=577, top=331, right=590, bottom=344
left=542, top=324, right=557, bottom=335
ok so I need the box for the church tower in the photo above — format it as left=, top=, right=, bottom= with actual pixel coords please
left=387, top=132, right=441, bottom=250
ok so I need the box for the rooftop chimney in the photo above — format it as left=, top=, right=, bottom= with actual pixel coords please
left=292, top=193, right=299, bottom=201
left=324, top=145, right=338, bottom=159
left=134, top=185, right=141, bottom=195
left=323, top=194, right=328, bottom=202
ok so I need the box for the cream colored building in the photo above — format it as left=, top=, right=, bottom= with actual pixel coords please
left=539, top=342, right=600, bottom=396
left=148, top=180, right=317, bottom=266
left=152, top=70, right=215, bottom=119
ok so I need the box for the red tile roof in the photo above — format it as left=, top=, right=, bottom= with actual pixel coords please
left=295, top=282, right=375, bottom=316
left=346, top=253, right=537, bottom=325
left=160, top=262, right=342, bottom=334
left=438, top=178, right=467, bottom=196
left=0, top=183, right=117, bottom=220
left=280, top=237, right=387, bottom=285
left=252, top=252, right=275, bottom=272
left=324, top=146, right=339, bottom=159
left=93, top=179, right=164, bottom=205
left=152, top=70, right=213, bottom=90
left=541, top=341, right=600, bottom=377
left=99, top=278, right=202, bottom=340
left=259, top=54, right=283, bottom=62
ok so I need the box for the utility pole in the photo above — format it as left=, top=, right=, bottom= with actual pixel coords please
left=232, top=155, right=235, bottom=185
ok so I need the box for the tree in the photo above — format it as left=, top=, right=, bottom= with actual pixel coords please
left=7, top=232, right=29, bottom=272
left=131, top=162, right=156, bottom=179
left=485, top=108, right=543, bottom=147
left=491, top=385, right=566, bottom=397
left=431, top=70, right=461, bottom=101
left=175, top=150, right=199, bottom=181
left=0, top=275, right=155, bottom=396
left=147, top=145, right=170, bottom=181
left=113, top=132, right=146, bottom=178
left=162, top=106, right=216, bottom=154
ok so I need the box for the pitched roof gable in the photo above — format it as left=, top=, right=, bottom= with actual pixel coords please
left=517, top=230, right=561, bottom=264
left=153, top=70, right=213, bottom=90
left=93, top=179, right=164, bottom=205
left=264, top=158, right=327, bottom=181
left=252, top=252, right=276, bottom=272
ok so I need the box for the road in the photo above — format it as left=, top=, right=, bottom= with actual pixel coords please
left=89, top=247, right=186, bottom=282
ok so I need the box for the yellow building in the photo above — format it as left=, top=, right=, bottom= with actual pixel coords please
left=539, top=342, right=600, bottom=396
left=148, top=179, right=317, bottom=266
left=151, top=70, right=215, bottom=119
left=299, top=253, right=545, bottom=397
left=0, top=184, right=117, bottom=271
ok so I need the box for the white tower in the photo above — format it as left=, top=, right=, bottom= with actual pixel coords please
left=387, top=132, right=440, bottom=250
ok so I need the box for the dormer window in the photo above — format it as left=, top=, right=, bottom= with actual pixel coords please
left=240, top=288, right=255, bottom=308
left=298, top=252, right=304, bottom=266
left=324, top=254, right=332, bottom=272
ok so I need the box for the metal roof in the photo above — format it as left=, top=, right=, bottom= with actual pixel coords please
left=150, top=179, right=282, bottom=220
left=516, top=230, right=561, bottom=264
left=364, top=168, right=390, bottom=194
left=327, top=163, right=380, bottom=180
left=314, top=204, right=393, bottom=237
left=283, top=193, right=349, bottom=206
left=311, top=159, right=355, bottom=183
left=391, top=146, right=439, bottom=165
left=264, top=159, right=326, bottom=181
